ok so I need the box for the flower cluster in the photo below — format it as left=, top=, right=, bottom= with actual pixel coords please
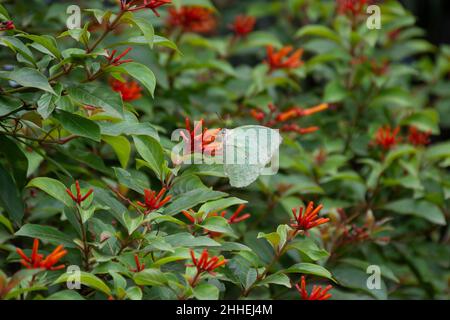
left=120, top=0, right=171, bottom=16
left=373, top=125, right=431, bottom=151
left=222, top=204, right=251, bottom=224
left=168, top=6, right=216, bottom=34
left=251, top=103, right=328, bottom=135
left=265, top=45, right=304, bottom=72
left=229, top=15, right=256, bottom=38
left=290, top=202, right=329, bottom=233
left=180, top=118, right=222, bottom=156
left=137, top=187, right=172, bottom=214
left=182, top=205, right=251, bottom=237
left=16, top=239, right=67, bottom=271
left=0, top=20, right=14, bottom=31
left=110, top=79, right=142, bottom=101
left=336, top=0, right=370, bottom=16
left=374, top=126, right=401, bottom=151
left=408, top=126, right=431, bottom=146
left=188, top=249, right=227, bottom=286
left=296, top=276, right=332, bottom=300
left=66, top=180, right=94, bottom=205
left=105, top=48, right=133, bottom=66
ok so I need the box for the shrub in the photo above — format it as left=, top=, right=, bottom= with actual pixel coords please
left=0, top=0, right=449, bottom=300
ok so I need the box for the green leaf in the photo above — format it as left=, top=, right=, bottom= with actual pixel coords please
left=59, top=24, right=90, bottom=46
left=133, top=269, right=167, bottom=286
left=193, top=283, right=219, bottom=300
left=257, top=231, right=280, bottom=250
left=383, top=145, right=416, bottom=168
left=284, top=263, right=334, bottom=281
left=53, top=110, right=101, bottom=142
left=102, top=135, right=131, bottom=168
left=133, top=135, right=164, bottom=179
left=79, top=204, right=107, bottom=224
left=0, top=213, right=14, bottom=233
left=164, top=232, right=221, bottom=247
left=154, top=35, right=180, bottom=52
left=108, top=35, right=180, bottom=53
left=84, top=8, right=112, bottom=24
left=198, top=197, right=247, bottom=218
left=258, top=272, right=292, bottom=288
left=0, top=4, right=10, bottom=19
left=172, top=0, right=215, bottom=10
left=382, top=199, right=446, bottom=225
left=324, top=80, right=347, bottom=103
left=340, top=258, right=399, bottom=283
left=400, top=110, right=440, bottom=134
left=54, top=272, right=111, bottom=295
left=123, top=14, right=154, bottom=48
left=1, top=68, right=55, bottom=94
left=27, top=177, right=73, bottom=207
left=425, top=142, right=450, bottom=160
left=18, top=34, right=61, bottom=59
left=113, top=167, right=149, bottom=194
left=98, top=111, right=158, bottom=138
left=241, top=31, right=282, bottom=49
left=200, top=216, right=236, bottom=237
left=125, top=286, right=143, bottom=300
left=15, top=224, right=76, bottom=248
left=46, top=290, right=85, bottom=300
left=0, top=96, right=23, bottom=117
left=0, top=36, right=35, bottom=65
left=164, top=189, right=227, bottom=216
left=109, top=62, right=156, bottom=97
left=332, top=266, right=387, bottom=300
left=0, top=135, right=28, bottom=188
left=296, top=25, right=341, bottom=43
left=37, top=92, right=57, bottom=119
left=67, top=84, right=124, bottom=118
left=0, top=163, right=24, bottom=224
left=287, top=238, right=330, bottom=261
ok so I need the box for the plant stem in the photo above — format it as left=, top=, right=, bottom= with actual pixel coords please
left=75, top=206, right=91, bottom=271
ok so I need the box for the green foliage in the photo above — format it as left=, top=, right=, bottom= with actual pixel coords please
left=0, top=0, right=448, bottom=301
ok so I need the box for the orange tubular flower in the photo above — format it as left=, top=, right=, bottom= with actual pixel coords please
left=265, top=45, right=304, bottom=72
left=408, top=126, right=431, bottom=146
left=16, top=239, right=67, bottom=271
left=374, top=126, right=401, bottom=151
left=230, top=15, right=256, bottom=37
left=137, top=188, right=172, bottom=214
left=250, top=109, right=265, bottom=122
left=276, top=103, right=329, bottom=123
left=290, top=202, right=329, bottom=233
left=120, top=0, right=171, bottom=16
left=105, top=47, right=133, bottom=66
left=210, top=204, right=251, bottom=224
left=226, top=204, right=251, bottom=224
left=168, top=6, right=216, bottom=34
left=181, top=118, right=222, bottom=156
left=280, top=124, right=320, bottom=135
left=0, top=20, right=14, bottom=31
left=110, top=79, right=142, bottom=101
left=189, top=249, right=227, bottom=277
left=182, top=209, right=197, bottom=223
left=130, top=254, right=145, bottom=272
left=296, top=276, right=332, bottom=300
left=66, top=180, right=94, bottom=205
